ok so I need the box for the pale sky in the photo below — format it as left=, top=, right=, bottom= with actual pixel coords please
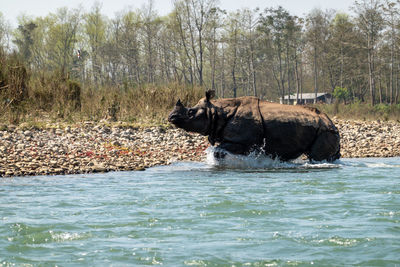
left=1, top=0, right=353, bottom=27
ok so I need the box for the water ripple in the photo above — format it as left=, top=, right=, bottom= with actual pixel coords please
left=0, top=158, right=399, bottom=266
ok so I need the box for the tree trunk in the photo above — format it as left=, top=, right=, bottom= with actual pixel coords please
left=286, top=45, right=291, bottom=104
left=390, top=31, right=394, bottom=105
left=314, top=46, right=318, bottom=103
left=379, top=74, right=382, bottom=104
left=211, top=26, right=216, bottom=90
left=278, top=49, right=285, bottom=104
left=294, top=51, right=300, bottom=104
left=340, top=43, right=344, bottom=89
left=250, top=36, right=257, bottom=97
left=232, top=67, right=237, bottom=98
left=367, top=34, right=375, bottom=106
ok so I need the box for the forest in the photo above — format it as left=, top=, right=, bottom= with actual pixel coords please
left=1, top=0, right=400, bottom=124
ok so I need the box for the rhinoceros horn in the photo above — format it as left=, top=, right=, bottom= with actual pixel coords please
left=176, top=99, right=183, bottom=107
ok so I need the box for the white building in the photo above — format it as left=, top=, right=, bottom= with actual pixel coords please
left=280, top=93, right=333, bottom=105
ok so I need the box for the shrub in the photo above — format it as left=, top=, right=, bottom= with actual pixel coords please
left=0, top=51, right=29, bottom=123
left=333, top=87, right=350, bottom=104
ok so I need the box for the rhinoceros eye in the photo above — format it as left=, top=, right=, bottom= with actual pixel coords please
left=188, top=109, right=196, bottom=117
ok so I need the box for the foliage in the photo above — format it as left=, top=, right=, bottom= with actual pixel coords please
left=2, top=0, right=400, bottom=125
left=333, top=87, right=350, bottom=103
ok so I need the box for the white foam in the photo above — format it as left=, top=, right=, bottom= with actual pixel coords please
left=205, top=147, right=340, bottom=170
left=363, top=162, right=400, bottom=168
left=338, top=159, right=400, bottom=168
left=148, top=161, right=212, bottom=172
left=49, top=231, right=88, bottom=242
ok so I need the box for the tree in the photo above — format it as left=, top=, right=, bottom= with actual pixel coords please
left=259, top=6, right=292, bottom=103
left=333, top=86, right=350, bottom=103
left=224, top=11, right=241, bottom=97
left=305, top=9, right=332, bottom=103
left=173, top=0, right=217, bottom=86
left=0, top=12, right=11, bottom=50
left=353, top=0, right=384, bottom=105
left=5, top=0, right=400, bottom=107
left=240, top=8, right=259, bottom=96
left=102, top=16, right=123, bottom=85
left=382, top=0, right=399, bottom=104
left=84, top=2, right=106, bottom=84
left=140, top=0, right=162, bottom=84
left=120, top=10, right=142, bottom=85
left=327, top=13, right=354, bottom=89
left=46, top=7, right=81, bottom=77
left=205, top=7, right=223, bottom=91
left=13, top=20, right=37, bottom=65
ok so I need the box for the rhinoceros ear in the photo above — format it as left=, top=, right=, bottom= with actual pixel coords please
left=176, top=99, right=184, bottom=107
left=205, top=90, right=215, bottom=102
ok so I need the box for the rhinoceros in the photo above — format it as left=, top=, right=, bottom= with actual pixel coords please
left=168, top=91, right=340, bottom=162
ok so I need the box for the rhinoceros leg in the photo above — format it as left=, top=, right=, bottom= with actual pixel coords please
left=216, top=142, right=249, bottom=156
left=308, top=131, right=341, bottom=162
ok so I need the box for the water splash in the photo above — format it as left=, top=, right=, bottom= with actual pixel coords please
left=205, top=146, right=340, bottom=170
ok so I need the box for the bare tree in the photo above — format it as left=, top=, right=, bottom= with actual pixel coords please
left=306, top=9, right=331, bottom=103
left=353, top=0, right=384, bottom=105
left=84, top=2, right=106, bottom=85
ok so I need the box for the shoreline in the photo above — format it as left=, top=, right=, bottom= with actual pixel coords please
left=1, top=119, right=400, bottom=177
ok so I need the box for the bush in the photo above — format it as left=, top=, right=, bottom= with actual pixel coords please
left=0, top=51, right=29, bottom=123
left=333, top=87, right=350, bottom=104
left=66, top=80, right=81, bottom=111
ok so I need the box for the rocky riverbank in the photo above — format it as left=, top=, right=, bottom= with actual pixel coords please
left=0, top=122, right=208, bottom=177
left=1, top=118, right=400, bottom=177
left=334, top=118, right=400, bottom=158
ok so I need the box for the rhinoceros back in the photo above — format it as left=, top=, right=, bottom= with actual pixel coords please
left=258, top=100, right=340, bottom=161
left=210, top=96, right=340, bottom=161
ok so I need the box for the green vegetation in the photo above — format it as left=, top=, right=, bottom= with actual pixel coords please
left=333, top=87, right=350, bottom=104
left=1, top=0, right=400, bottom=126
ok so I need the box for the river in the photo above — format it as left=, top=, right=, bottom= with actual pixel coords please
left=1, top=154, right=399, bottom=266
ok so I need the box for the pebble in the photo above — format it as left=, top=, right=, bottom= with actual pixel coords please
left=332, top=118, right=400, bottom=158
left=0, top=123, right=208, bottom=177
left=1, top=119, right=400, bottom=177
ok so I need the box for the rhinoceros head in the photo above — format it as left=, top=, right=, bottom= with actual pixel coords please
left=168, top=90, right=215, bottom=135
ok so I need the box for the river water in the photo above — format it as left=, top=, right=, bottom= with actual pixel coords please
left=1, top=152, right=400, bottom=266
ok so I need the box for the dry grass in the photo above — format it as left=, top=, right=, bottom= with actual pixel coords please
left=1, top=46, right=206, bottom=126
left=79, top=83, right=205, bottom=124
left=2, top=50, right=400, bottom=128
left=315, top=102, right=400, bottom=121
left=1, top=69, right=205, bottom=126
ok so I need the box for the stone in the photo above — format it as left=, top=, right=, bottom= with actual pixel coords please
left=16, top=143, right=25, bottom=150
left=1, top=119, right=399, bottom=177
left=102, top=126, right=111, bottom=134
left=7, top=125, right=16, bottom=132
left=112, top=141, right=121, bottom=147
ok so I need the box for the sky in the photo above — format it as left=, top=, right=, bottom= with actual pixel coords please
left=1, top=0, right=353, bottom=27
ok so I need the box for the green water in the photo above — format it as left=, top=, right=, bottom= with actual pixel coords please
left=0, top=158, right=399, bottom=266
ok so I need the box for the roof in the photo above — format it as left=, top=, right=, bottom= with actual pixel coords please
left=283, top=93, right=331, bottom=100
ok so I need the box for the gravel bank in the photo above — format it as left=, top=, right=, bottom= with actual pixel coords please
left=334, top=118, right=400, bottom=158
left=1, top=119, right=400, bottom=177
